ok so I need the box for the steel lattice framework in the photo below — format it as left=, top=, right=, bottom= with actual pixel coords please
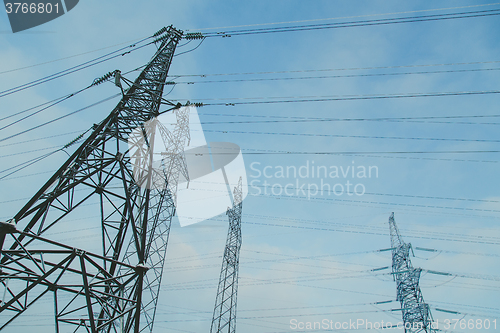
left=389, top=212, right=436, bottom=333
left=210, top=178, right=243, bottom=333
left=0, top=26, right=186, bottom=333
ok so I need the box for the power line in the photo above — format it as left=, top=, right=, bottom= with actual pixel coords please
left=414, top=247, right=500, bottom=258
left=174, top=38, right=206, bottom=57
left=0, top=36, right=151, bottom=76
left=249, top=188, right=500, bottom=219
left=0, top=149, right=62, bottom=181
left=0, top=35, right=156, bottom=99
left=171, top=67, right=500, bottom=85
left=0, top=87, right=91, bottom=132
left=202, top=129, right=500, bottom=143
left=252, top=191, right=500, bottom=220
left=5, top=63, right=498, bottom=134
left=169, top=59, right=500, bottom=78
left=242, top=214, right=500, bottom=242
left=0, top=93, right=120, bottom=143
left=7, top=180, right=497, bottom=235
left=185, top=2, right=500, bottom=31
left=246, top=182, right=499, bottom=204
left=0, top=170, right=54, bottom=182
left=177, top=204, right=500, bottom=243
left=430, top=300, right=500, bottom=314
left=187, top=89, right=500, bottom=106
left=162, top=265, right=500, bottom=300
left=322, top=152, right=499, bottom=164
left=159, top=300, right=500, bottom=321
left=0, top=130, right=86, bottom=148
left=1, top=93, right=73, bottom=122
left=196, top=9, right=500, bottom=38
left=0, top=148, right=495, bottom=188
left=0, top=59, right=159, bottom=126
left=238, top=148, right=500, bottom=155
left=0, top=145, right=62, bottom=159
left=249, top=246, right=499, bottom=260
left=6, top=101, right=499, bottom=157
left=5, top=128, right=497, bottom=165
left=7, top=106, right=499, bottom=166
left=197, top=113, right=500, bottom=126
left=242, top=220, right=500, bottom=245
left=0, top=129, right=89, bottom=180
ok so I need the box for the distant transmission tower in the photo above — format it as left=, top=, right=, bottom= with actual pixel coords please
left=389, top=212, right=436, bottom=333
left=210, top=178, right=244, bottom=333
left=0, top=26, right=187, bottom=332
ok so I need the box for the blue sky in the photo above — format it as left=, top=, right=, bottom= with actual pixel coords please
left=1, top=1, right=499, bottom=332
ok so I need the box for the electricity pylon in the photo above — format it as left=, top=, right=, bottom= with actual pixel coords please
left=210, top=178, right=243, bottom=333
left=389, top=212, right=436, bottom=333
left=0, top=26, right=186, bottom=332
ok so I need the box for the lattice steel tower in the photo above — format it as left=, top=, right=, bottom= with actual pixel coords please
left=210, top=178, right=243, bottom=333
left=0, top=26, right=188, bottom=332
left=389, top=212, right=436, bottom=333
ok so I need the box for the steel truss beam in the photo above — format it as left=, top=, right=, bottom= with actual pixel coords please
left=1, top=26, right=185, bottom=333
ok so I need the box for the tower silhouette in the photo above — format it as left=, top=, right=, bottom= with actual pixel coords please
left=389, top=212, right=436, bottom=333
left=210, top=178, right=243, bottom=333
left=0, top=26, right=186, bottom=333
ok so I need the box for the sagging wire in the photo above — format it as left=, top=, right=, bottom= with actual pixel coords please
left=0, top=128, right=90, bottom=181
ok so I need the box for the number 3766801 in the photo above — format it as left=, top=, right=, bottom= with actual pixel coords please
left=5, top=2, right=60, bottom=14
left=443, top=319, right=497, bottom=330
